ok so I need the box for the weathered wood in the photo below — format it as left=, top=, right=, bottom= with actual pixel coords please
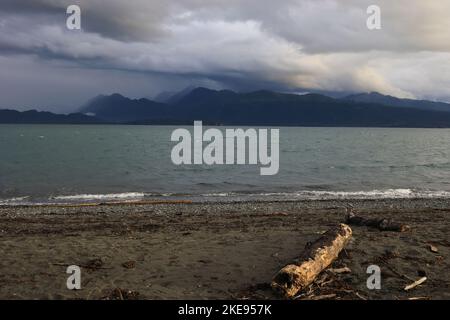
left=328, top=267, right=351, bottom=274
left=271, top=223, right=352, bottom=298
left=404, top=277, right=427, bottom=291
left=346, top=211, right=410, bottom=232
left=307, top=293, right=336, bottom=300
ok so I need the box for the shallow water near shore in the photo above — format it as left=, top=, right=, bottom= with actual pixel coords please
left=1, top=124, right=450, bottom=205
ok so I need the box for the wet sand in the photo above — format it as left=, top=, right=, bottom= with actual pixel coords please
left=0, top=199, right=449, bottom=300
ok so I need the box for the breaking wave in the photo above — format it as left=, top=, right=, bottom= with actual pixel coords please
left=2, top=188, right=450, bottom=206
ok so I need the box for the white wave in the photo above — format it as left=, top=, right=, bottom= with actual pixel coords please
left=197, top=189, right=450, bottom=200
left=0, top=196, right=30, bottom=205
left=2, top=188, right=450, bottom=206
left=51, top=192, right=146, bottom=201
left=259, top=189, right=450, bottom=200
left=298, top=189, right=416, bottom=199
left=201, top=193, right=235, bottom=197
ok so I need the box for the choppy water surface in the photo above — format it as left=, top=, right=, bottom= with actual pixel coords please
left=1, top=124, right=450, bottom=204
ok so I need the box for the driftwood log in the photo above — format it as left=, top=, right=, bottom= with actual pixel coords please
left=271, top=223, right=352, bottom=298
left=346, top=211, right=410, bottom=232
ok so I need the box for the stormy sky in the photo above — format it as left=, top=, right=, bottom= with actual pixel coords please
left=1, top=0, right=450, bottom=112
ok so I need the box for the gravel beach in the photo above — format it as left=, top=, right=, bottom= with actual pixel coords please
left=1, top=198, right=449, bottom=300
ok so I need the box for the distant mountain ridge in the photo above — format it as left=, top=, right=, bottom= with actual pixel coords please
left=76, top=87, right=450, bottom=127
left=343, top=92, right=450, bottom=113
left=155, top=85, right=198, bottom=104
left=0, top=109, right=100, bottom=124
left=79, top=93, right=168, bottom=123
left=3, top=88, right=450, bottom=127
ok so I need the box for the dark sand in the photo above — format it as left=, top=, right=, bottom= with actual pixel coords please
left=0, top=199, right=449, bottom=300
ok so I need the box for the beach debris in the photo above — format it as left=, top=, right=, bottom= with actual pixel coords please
left=271, top=223, right=352, bottom=298
left=84, top=258, right=104, bottom=272
left=428, top=244, right=438, bottom=253
left=328, top=267, right=352, bottom=274
left=294, top=273, right=364, bottom=301
left=345, top=210, right=410, bottom=232
left=103, top=288, right=140, bottom=300
left=404, top=277, right=427, bottom=291
left=52, top=258, right=107, bottom=272
left=354, top=292, right=368, bottom=300
left=122, top=260, right=136, bottom=269
left=408, top=296, right=430, bottom=300
left=307, top=293, right=337, bottom=300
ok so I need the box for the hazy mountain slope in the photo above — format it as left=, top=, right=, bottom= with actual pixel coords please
left=79, top=93, right=170, bottom=123
left=9, top=88, right=450, bottom=127
left=344, top=92, right=450, bottom=113
left=0, top=109, right=100, bottom=124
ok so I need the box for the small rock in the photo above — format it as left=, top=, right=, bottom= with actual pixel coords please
left=418, top=269, right=427, bottom=277
left=84, top=258, right=104, bottom=272
left=122, top=260, right=136, bottom=269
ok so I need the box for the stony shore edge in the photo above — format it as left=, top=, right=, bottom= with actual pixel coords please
left=1, top=198, right=449, bottom=299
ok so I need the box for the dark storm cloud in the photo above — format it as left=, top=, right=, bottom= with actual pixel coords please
left=0, top=0, right=63, bottom=13
left=0, top=0, right=168, bottom=41
left=1, top=0, right=450, bottom=111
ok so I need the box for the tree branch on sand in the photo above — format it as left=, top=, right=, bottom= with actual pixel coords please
left=345, top=209, right=410, bottom=232
left=271, top=224, right=352, bottom=298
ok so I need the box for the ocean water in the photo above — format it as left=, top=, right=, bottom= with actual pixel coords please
left=1, top=124, right=450, bottom=205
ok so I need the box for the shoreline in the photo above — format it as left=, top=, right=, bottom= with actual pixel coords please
left=1, top=198, right=449, bottom=300
left=3, top=187, right=450, bottom=208
left=3, top=196, right=450, bottom=211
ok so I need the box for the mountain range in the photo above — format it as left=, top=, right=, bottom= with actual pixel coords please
left=0, top=109, right=100, bottom=124
left=3, top=87, right=450, bottom=127
left=343, top=92, right=450, bottom=113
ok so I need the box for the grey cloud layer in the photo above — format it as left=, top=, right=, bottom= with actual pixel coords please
left=1, top=0, right=450, bottom=110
